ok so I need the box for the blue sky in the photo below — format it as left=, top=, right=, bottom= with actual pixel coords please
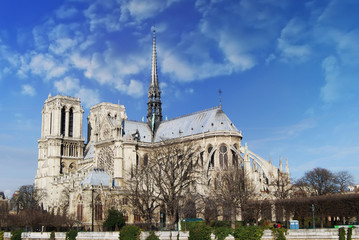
left=1, top=0, right=359, bottom=197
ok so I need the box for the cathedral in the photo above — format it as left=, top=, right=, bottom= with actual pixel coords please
left=34, top=30, right=290, bottom=230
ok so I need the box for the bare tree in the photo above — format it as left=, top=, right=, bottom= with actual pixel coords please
left=335, top=170, right=354, bottom=192
left=295, top=167, right=338, bottom=196
left=148, top=140, right=200, bottom=228
left=271, top=172, right=292, bottom=200
left=126, top=163, right=160, bottom=228
left=214, top=166, right=255, bottom=228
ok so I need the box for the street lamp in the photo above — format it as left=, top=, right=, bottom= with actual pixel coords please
left=312, top=204, right=315, bottom=229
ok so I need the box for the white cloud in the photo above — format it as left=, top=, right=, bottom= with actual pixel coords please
left=277, top=18, right=311, bottom=62
left=27, top=53, right=68, bottom=80
left=121, top=0, right=180, bottom=22
left=76, top=88, right=100, bottom=108
left=55, top=5, right=79, bottom=19
left=54, top=77, right=80, bottom=93
left=21, top=84, right=36, bottom=96
left=320, top=56, right=340, bottom=103
left=55, top=77, right=100, bottom=108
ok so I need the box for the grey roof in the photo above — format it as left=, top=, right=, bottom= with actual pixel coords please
left=84, top=141, right=95, bottom=160
left=81, top=168, right=111, bottom=186
left=123, top=120, right=152, bottom=142
left=154, top=107, right=239, bottom=142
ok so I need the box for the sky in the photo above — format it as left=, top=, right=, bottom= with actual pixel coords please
left=1, top=0, right=359, bottom=198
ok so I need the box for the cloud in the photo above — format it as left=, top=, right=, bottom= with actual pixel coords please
left=277, top=18, right=311, bottom=62
left=320, top=56, right=340, bottom=103
left=54, top=77, right=100, bottom=108
left=121, top=0, right=180, bottom=22
left=21, top=84, right=36, bottom=96
left=55, top=5, right=79, bottom=19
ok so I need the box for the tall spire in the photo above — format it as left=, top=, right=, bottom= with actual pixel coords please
left=151, top=28, right=159, bottom=89
left=147, top=27, right=162, bottom=134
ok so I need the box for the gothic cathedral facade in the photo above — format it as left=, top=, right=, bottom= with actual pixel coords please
left=34, top=30, right=290, bottom=230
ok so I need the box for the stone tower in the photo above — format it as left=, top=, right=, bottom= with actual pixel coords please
left=147, top=28, right=162, bottom=134
left=35, top=94, right=85, bottom=190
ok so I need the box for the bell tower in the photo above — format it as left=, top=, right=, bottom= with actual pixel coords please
left=35, top=94, right=85, bottom=190
left=147, top=28, right=162, bottom=134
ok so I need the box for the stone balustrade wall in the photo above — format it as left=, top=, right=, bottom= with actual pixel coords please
left=3, top=228, right=359, bottom=240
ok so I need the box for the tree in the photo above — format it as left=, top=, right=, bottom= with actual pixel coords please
left=335, top=171, right=353, bottom=192
left=214, top=166, right=255, bottom=228
left=103, top=208, right=125, bottom=231
left=126, top=163, right=160, bottom=228
left=271, top=172, right=292, bottom=200
left=295, top=167, right=338, bottom=196
left=148, top=140, right=200, bottom=228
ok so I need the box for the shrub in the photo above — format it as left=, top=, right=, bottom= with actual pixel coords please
left=213, top=227, right=233, bottom=240
left=103, top=208, right=126, bottom=231
left=338, top=227, right=345, bottom=240
left=233, top=226, right=263, bottom=240
left=50, top=231, right=55, bottom=240
left=188, top=224, right=211, bottom=240
left=181, top=221, right=204, bottom=231
left=271, top=228, right=286, bottom=240
left=0, top=231, right=4, bottom=240
left=11, top=229, right=23, bottom=240
left=66, top=230, right=78, bottom=240
left=145, top=231, right=159, bottom=240
left=210, top=221, right=231, bottom=228
left=347, top=227, right=354, bottom=240
left=119, top=225, right=141, bottom=240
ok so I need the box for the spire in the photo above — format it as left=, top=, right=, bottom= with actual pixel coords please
left=151, top=28, right=159, bottom=89
left=285, top=157, right=290, bottom=175
left=279, top=156, right=283, bottom=172
left=147, top=27, right=162, bottom=135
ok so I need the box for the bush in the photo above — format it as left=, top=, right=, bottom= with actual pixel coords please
left=11, top=229, right=23, bottom=240
left=66, top=230, right=78, bottom=240
left=145, top=231, right=159, bottom=240
left=271, top=228, right=286, bottom=240
left=348, top=226, right=354, bottom=240
left=104, top=208, right=126, bottom=231
left=213, top=227, right=232, bottom=240
left=233, top=226, right=263, bottom=240
left=188, top=224, right=211, bottom=240
left=181, top=221, right=204, bottom=231
left=338, top=227, right=345, bottom=240
left=0, top=231, right=4, bottom=240
left=50, top=231, right=55, bottom=240
left=210, top=221, right=231, bottom=228
left=119, top=225, right=141, bottom=240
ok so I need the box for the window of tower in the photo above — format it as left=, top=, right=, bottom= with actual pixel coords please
left=69, top=108, right=73, bottom=137
left=208, top=145, right=215, bottom=169
left=232, top=150, right=238, bottom=166
left=95, top=195, right=102, bottom=220
left=144, top=154, right=148, bottom=166
left=77, top=196, right=83, bottom=221
left=50, top=113, right=52, bottom=135
left=61, top=107, right=66, bottom=136
left=219, top=144, right=228, bottom=169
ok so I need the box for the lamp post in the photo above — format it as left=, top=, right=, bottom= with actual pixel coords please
left=92, top=188, right=94, bottom=232
left=312, top=204, right=315, bottom=229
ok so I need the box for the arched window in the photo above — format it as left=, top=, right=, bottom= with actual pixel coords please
left=60, top=107, right=66, bottom=136
left=77, top=196, right=83, bottom=221
left=136, top=154, right=139, bottom=166
left=208, top=145, right=215, bottom=168
left=143, top=154, right=148, bottom=166
left=219, top=145, right=228, bottom=169
left=232, top=150, right=238, bottom=166
left=95, top=195, right=102, bottom=220
left=68, top=108, right=73, bottom=137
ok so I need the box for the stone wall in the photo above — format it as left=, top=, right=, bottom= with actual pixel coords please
left=3, top=228, right=359, bottom=240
